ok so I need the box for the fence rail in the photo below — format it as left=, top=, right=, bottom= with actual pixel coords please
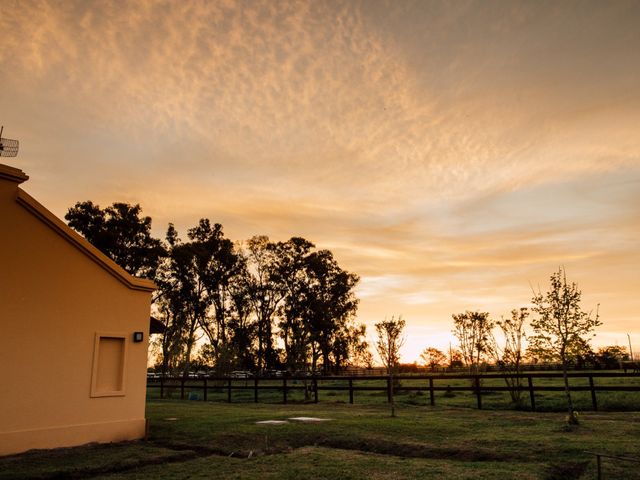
left=147, top=372, right=640, bottom=411
left=339, top=362, right=640, bottom=375
left=586, top=451, right=640, bottom=480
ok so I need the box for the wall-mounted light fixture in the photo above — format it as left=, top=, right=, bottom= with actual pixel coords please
left=133, top=332, right=144, bottom=343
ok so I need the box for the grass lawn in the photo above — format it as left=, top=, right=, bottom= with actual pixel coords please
left=2, top=399, right=640, bottom=479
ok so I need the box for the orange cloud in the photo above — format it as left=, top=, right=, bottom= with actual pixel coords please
left=2, top=1, right=639, bottom=361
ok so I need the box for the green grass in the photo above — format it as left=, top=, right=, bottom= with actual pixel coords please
left=0, top=442, right=181, bottom=479
left=2, top=400, right=640, bottom=479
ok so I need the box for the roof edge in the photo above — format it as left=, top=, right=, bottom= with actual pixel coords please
left=0, top=164, right=29, bottom=184
left=16, top=188, right=156, bottom=293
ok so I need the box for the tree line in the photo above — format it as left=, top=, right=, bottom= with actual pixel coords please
left=411, top=267, right=604, bottom=424
left=66, top=200, right=625, bottom=424
left=65, top=201, right=370, bottom=377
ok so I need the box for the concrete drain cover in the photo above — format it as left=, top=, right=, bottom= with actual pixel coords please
left=288, top=417, right=332, bottom=423
left=255, top=420, right=289, bottom=425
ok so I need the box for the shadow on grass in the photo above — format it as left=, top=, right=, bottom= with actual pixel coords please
left=543, top=461, right=589, bottom=480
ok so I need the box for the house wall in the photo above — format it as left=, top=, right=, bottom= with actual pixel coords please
left=0, top=174, right=153, bottom=456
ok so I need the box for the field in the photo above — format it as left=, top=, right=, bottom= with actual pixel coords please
left=2, top=399, right=640, bottom=479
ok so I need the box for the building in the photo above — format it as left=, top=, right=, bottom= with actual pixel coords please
left=0, top=163, right=155, bottom=456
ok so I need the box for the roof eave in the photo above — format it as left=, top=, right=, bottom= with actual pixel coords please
left=0, top=164, right=29, bottom=184
left=16, top=188, right=156, bottom=293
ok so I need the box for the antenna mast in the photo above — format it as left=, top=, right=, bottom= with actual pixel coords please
left=0, top=126, right=20, bottom=157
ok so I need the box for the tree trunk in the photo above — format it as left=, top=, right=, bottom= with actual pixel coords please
left=182, top=340, right=193, bottom=379
left=161, top=350, right=169, bottom=378
left=311, top=343, right=317, bottom=373
left=257, top=320, right=264, bottom=373
left=161, top=328, right=170, bottom=377
left=390, top=371, right=396, bottom=417
left=321, top=346, right=330, bottom=375
left=561, top=354, right=577, bottom=424
left=182, top=316, right=198, bottom=379
left=265, top=315, right=273, bottom=369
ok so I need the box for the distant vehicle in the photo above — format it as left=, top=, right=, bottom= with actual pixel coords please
left=230, top=370, right=252, bottom=379
left=290, top=370, right=322, bottom=377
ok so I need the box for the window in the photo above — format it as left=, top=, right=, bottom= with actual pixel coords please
left=90, top=333, right=127, bottom=397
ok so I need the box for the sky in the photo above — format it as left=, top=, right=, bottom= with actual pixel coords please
left=2, top=0, right=639, bottom=363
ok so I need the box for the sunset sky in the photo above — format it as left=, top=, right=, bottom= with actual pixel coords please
left=2, top=0, right=639, bottom=362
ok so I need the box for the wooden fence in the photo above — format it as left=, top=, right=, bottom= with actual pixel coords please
left=147, top=372, right=640, bottom=411
left=586, top=451, right=640, bottom=480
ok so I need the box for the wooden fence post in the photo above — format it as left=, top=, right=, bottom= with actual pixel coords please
left=387, top=376, right=392, bottom=403
left=227, top=379, right=232, bottom=403
left=313, top=377, right=318, bottom=403
left=203, top=378, right=207, bottom=402
left=254, top=377, right=258, bottom=403
left=283, top=377, right=288, bottom=404
left=160, top=376, right=164, bottom=399
left=475, top=376, right=482, bottom=409
left=589, top=375, right=598, bottom=411
left=528, top=375, right=536, bottom=411
left=429, top=378, right=435, bottom=406
left=349, top=378, right=354, bottom=404
left=180, top=378, right=185, bottom=400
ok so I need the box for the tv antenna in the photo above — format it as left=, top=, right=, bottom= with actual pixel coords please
left=0, top=126, right=19, bottom=157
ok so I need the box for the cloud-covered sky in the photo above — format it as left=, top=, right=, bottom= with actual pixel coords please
left=2, top=0, right=639, bottom=361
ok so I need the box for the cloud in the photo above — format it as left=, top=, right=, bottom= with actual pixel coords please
left=2, top=0, right=639, bottom=360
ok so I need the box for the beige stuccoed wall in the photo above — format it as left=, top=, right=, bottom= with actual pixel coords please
left=0, top=165, right=154, bottom=456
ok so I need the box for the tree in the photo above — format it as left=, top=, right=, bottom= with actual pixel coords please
left=348, top=324, right=373, bottom=368
left=452, top=311, right=494, bottom=374
left=375, top=316, right=406, bottom=374
left=493, top=308, right=528, bottom=405
left=528, top=267, right=601, bottom=424
left=187, top=219, right=244, bottom=368
left=595, top=346, right=628, bottom=369
left=152, top=297, right=187, bottom=378
left=243, top=236, right=289, bottom=372
left=227, top=264, right=257, bottom=371
left=302, top=249, right=359, bottom=374
left=448, top=348, right=463, bottom=368
left=276, top=237, right=316, bottom=372
left=375, top=316, right=406, bottom=417
left=65, top=201, right=165, bottom=278
left=420, top=347, right=447, bottom=370
left=152, top=224, right=188, bottom=378
left=157, top=230, right=209, bottom=378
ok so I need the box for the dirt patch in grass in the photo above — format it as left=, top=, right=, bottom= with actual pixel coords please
left=152, top=430, right=515, bottom=464
left=543, top=461, right=589, bottom=480
left=304, top=435, right=511, bottom=462
left=185, top=430, right=519, bottom=462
